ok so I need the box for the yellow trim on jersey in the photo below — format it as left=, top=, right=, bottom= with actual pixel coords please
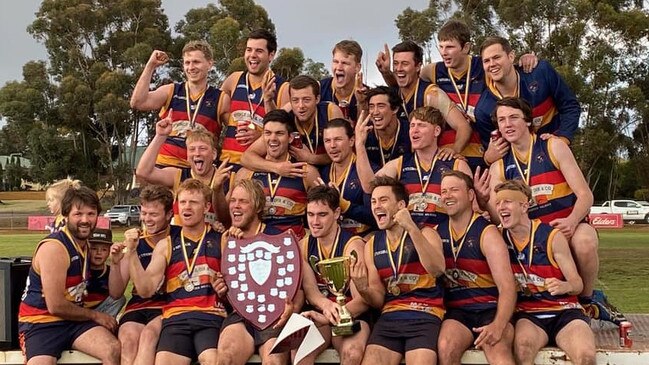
left=394, top=156, right=405, bottom=180
left=547, top=228, right=559, bottom=269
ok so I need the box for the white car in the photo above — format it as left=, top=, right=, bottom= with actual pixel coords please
left=104, top=205, right=141, bottom=226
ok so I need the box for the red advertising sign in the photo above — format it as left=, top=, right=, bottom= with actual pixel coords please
left=28, top=216, right=111, bottom=231
left=588, top=214, right=623, bottom=228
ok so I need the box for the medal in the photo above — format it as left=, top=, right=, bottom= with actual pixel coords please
left=267, top=173, right=282, bottom=218
left=180, top=225, right=208, bottom=294
left=184, top=281, right=195, bottom=292
left=184, top=83, right=206, bottom=130
left=389, top=283, right=401, bottom=296
left=512, top=134, right=535, bottom=186
left=386, top=231, right=408, bottom=297
left=245, top=72, right=266, bottom=124
left=414, top=152, right=439, bottom=213
left=416, top=201, right=427, bottom=212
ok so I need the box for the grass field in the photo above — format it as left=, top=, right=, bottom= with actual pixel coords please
left=1, top=227, right=648, bottom=313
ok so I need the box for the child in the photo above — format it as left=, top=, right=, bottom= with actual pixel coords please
left=45, top=178, right=81, bottom=232
left=86, top=228, right=126, bottom=317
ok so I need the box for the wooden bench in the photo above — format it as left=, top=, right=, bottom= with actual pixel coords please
left=2, top=348, right=648, bottom=364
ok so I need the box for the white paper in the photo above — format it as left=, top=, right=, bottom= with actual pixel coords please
left=270, top=314, right=325, bottom=364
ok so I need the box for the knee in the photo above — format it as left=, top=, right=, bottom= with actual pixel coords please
left=106, top=336, right=122, bottom=362
left=514, top=338, right=538, bottom=362
left=571, top=230, right=598, bottom=256
left=139, top=326, right=160, bottom=346
left=340, top=344, right=365, bottom=365
left=436, top=336, right=463, bottom=364
left=118, top=328, right=140, bottom=352
left=571, top=349, right=596, bottom=365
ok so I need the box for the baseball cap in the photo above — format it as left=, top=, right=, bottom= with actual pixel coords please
left=89, top=228, right=113, bottom=245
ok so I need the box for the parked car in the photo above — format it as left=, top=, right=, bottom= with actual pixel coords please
left=104, top=205, right=140, bottom=226
left=590, top=200, right=649, bottom=224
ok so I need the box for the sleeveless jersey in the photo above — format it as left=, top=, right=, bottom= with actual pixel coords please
left=171, top=168, right=218, bottom=225
left=124, top=226, right=180, bottom=314
left=19, top=228, right=90, bottom=324
left=163, top=225, right=226, bottom=321
left=432, top=56, right=486, bottom=172
left=369, top=230, right=444, bottom=320
left=221, top=71, right=288, bottom=169
left=319, top=77, right=359, bottom=121
left=320, top=156, right=375, bottom=235
left=498, top=135, right=577, bottom=223
left=502, top=220, right=581, bottom=313
left=292, top=102, right=337, bottom=158
left=438, top=214, right=498, bottom=310
left=158, top=82, right=225, bottom=168
left=249, top=170, right=308, bottom=239
left=84, top=266, right=109, bottom=309
left=46, top=215, right=66, bottom=233
left=395, top=79, right=432, bottom=120
left=303, top=229, right=357, bottom=303
left=365, top=118, right=412, bottom=167
left=474, top=61, right=580, bottom=148
left=396, top=153, right=460, bottom=228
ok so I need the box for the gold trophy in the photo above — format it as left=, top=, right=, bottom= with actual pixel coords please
left=310, top=252, right=360, bottom=336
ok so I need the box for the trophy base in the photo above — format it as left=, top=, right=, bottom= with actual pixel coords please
left=332, top=320, right=361, bottom=337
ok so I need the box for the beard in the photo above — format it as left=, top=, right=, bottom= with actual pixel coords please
left=67, top=220, right=96, bottom=240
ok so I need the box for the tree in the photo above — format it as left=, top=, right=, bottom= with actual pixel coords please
left=394, top=0, right=649, bottom=200
left=394, top=4, right=441, bottom=63
left=272, top=48, right=306, bottom=81
left=174, top=0, right=275, bottom=83
left=20, top=0, right=173, bottom=202
left=303, top=59, right=331, bottom=81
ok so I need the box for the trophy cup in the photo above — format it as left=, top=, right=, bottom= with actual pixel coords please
left=310, top=253, right=360, bottom=336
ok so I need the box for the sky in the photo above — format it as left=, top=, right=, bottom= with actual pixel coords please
left=0, top=0, right=433, bottom=87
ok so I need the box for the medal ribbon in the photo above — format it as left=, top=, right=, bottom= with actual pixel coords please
left=317, top=227, right=341, bottom=260
left=376, top=122, right=401, bottom=167
left=506, top=220, right=537, bottom=282
left=63, top=227, right=89, bottom=285
left=400, top=81, right=419, bottom=120
left=180, top=224, right=208, bottom=280
left=333, top=81, right=356, bottom=106
left=184, top=83, right=207, bottom=130
left=329, top=154, right=355, bottom=199
left=448, top=56, right=472, bottom=113
left=450, top=212, right=480, bottom=264
left=386, top=230, right=408, bottom=287
left=246, top=72, right=268, bottom=125
left=267, top=172, right=283, bottom=208
left=512, top=134, right=536, bottom=185
left=295, top=112, right=319, bottom=154
left=414, top=150, right=439, bottom=203
left=488, top=70, right=520, bottom=100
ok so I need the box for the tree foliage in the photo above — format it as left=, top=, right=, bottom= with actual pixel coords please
left=395, top=0, right=649, bottom=200
left=0, top=0, right=318, bottom=200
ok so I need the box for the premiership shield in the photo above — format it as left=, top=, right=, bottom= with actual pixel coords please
left=223, top=231, right=301, bottom=330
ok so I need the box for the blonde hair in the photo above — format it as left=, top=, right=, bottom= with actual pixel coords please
left=46, top=178, right=81, bottom=202
left=230, top=179, right=266, bottom=219
left=182, top=40, right=214, bottom=61
left=494, top=179, right=533, bottom=201
left=176, top=178, right=212, bottom=204
left=186, top=129, right=216, bottom=149
left=410, top=106, right=446, bottom=128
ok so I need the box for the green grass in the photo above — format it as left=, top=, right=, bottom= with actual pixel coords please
left=0, top=200, right=49, bottom=214
left=1, top=227, right=648, bottom=312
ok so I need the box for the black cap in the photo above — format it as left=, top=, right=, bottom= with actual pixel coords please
left=89, top=228, right=113, bottom=245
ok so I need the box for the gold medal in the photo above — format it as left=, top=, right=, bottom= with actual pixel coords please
left=389, top=283, right=401, bottom=296
left=184, top=281, right=195, bottom=292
